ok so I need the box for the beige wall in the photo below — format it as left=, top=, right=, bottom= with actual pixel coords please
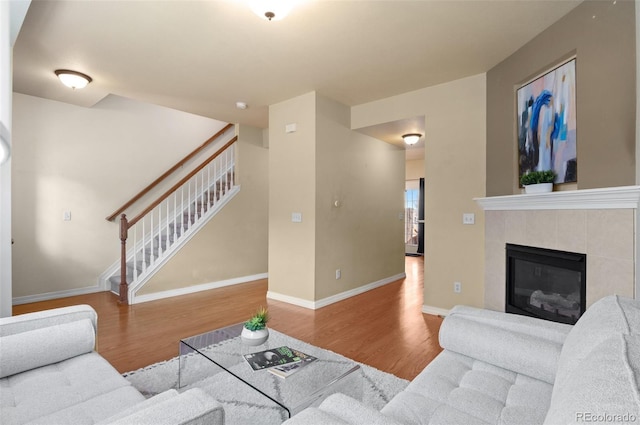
left=268, top=91, right=405, bottom=304
left=353, top=74, right=487, bottom=311
left=138, top=124, right=268, bottom=294
left=11, top=93, right=228, bottom=300
left=268, top=92, right=317, bottom=301
left=487, top=0, right=636, bottom=196
left=406, top=158, right=424, bottom=181
left=315, top=94, right=405, bottom=300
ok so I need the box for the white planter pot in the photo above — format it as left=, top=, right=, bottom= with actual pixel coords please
left=524, top=183, right=553, bottom=194
left=241, top=327, right=269, bottom=346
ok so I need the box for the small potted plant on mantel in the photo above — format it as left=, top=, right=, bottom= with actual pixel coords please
left=241, top=306, right=270, bottom=346
left=520, top=170, right=556, bottom=194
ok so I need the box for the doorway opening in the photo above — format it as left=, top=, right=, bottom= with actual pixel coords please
left=405, top=178, right=424, bottom=256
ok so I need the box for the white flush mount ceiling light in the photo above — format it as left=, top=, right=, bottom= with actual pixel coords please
left=248, top=0, right=295, bottom=21
left=236, top=101, right=248, bottom=110
left=402, top=133, right=422, bottom=146
left=54, top=69, right=92, bottom=89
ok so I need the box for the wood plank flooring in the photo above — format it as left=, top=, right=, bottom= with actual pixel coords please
left=12, top=256, right=442, bottom=381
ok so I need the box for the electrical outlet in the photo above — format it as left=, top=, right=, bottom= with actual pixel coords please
left=336, top=269, right=341, bottom=280
left=291, top=212, right=302, bottom=223
left=462, top=213, right=475, bottom=225
left=454, top=281, right=462, bottom=293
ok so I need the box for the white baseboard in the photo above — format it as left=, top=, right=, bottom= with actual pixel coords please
left=12, top=284, right=104, bottom=305
left=422, top=304, right=450, bottom=317
left=265, top=291, right=316, bottom=310
left=132, top=272, right=268, bottom=304
left=267, top=273, right=406, bottom=310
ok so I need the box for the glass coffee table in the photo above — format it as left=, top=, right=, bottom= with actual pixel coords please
left=179, top=323, right=362, bottom=418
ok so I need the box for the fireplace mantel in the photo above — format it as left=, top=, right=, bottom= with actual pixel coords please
left=474, top=185, right=640, bottom=211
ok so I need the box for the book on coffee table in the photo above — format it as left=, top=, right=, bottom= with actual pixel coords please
left=243, top=346, right=313, bottom=371
left=268, top=350, right=317, bottom=379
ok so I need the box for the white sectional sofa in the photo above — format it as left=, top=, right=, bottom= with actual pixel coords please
left=0, top=305, right=224, bottom=425
left=284, top=295, right=640, bottom=425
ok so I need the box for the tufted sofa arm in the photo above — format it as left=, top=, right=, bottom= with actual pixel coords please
left=0, top=305, right=98, bottom=378
left=99, top=388, right=225, bottom=425
left=0, top=304, right=97, bottom=337
left=438, top=305, right=573, bottom=384
left=282, top=393, right=403, bottom=425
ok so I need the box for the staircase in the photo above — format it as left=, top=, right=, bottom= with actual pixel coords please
left=101, top=134, right=239, bottom=304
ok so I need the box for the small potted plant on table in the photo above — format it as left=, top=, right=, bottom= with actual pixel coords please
left=520, top=170, right=556, bottom=194
left=241, top=306, right=270, bottom=346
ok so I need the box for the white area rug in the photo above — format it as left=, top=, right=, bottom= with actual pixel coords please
left=123, top=329, right=408, bottom=424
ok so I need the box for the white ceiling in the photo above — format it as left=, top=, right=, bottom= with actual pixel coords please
left=13, top=0, right=582, bottom=151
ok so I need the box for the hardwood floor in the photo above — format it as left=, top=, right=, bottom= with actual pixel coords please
left=12, top=256, right=442, bottom=381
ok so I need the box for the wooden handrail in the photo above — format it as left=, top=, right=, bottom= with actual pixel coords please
left=127, top=136, right=237, bottom=228
left=106, top=123, right=234, bottom=221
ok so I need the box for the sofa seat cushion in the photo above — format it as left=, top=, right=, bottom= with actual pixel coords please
left=0, top=352, right=145, bottom=425
left=381, top=350, right=553, bottom=425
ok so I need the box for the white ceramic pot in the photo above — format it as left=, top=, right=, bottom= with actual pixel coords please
left=241, top=327, right=269, bottom=346
left=524, top=182, right=553, bottom=194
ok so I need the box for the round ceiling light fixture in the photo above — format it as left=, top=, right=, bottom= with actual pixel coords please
left=248, top=0, right=295, bottom=21
left=54, top=69, right=92, bottom=89
left=402, top=133, right=422, bottom=146
left=236, top=101, right=248, bottom=110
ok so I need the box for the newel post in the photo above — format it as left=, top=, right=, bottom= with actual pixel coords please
left=118, top=214, right=129, bottom=305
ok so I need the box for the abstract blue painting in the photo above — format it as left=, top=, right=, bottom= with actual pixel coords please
left=517, top=59, right=577, bottom=184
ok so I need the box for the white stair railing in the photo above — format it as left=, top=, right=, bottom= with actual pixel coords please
left=113, top=137, right=238, bottom=304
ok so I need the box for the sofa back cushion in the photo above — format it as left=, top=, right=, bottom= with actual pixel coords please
left=544, top=334, right=640, bottom=425
left=554, top=295, right=640, bottom=386
left=545, top=295, right=640, bottom=425
left=0, top=318, right=95, bottom=378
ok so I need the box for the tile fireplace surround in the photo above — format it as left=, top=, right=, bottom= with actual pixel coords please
left=475, top=186, right=640, bottom=312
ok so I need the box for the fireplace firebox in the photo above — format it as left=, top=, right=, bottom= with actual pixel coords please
left=506, top=244, right=586, bottom=325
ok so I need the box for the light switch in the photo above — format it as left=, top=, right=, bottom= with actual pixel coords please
left=285, top=123, right=297, bottom=133
left=63, top=211, right=72, bottom=221
left=291, top=212, right=302, bottom=223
